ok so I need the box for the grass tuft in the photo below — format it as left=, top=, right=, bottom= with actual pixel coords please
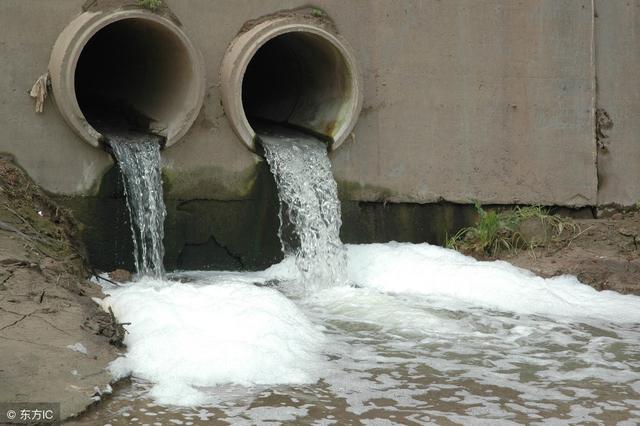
left=446, top=203, right=577, bottom=257
left=138, top=0, right=162, bottom=10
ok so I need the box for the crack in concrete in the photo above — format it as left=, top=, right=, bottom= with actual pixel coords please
left=210, top=233, right=246, bottom=269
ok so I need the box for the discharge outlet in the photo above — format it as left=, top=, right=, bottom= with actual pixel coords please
left=220, top=11, right=363, bottom=151
left=49, top=9, right=205, bottom=148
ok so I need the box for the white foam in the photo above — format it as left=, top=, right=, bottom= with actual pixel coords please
left=101, top=278, right=326, bottom=406
left=100, top=241, right=640, bottom=414
left=345, top=242, right=640, bottom=322
left=66, top=342, right=88, bottom=354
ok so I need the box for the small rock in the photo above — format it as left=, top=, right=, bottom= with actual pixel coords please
left=517, top=218, right=551, bottom=246
left=109, top=269, right=132, bottom=283
left=619, top=227, right=638, bottom=237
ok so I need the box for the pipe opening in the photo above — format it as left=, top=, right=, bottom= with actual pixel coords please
left=75, top=18, right=191, bottom=142
left=221, top=18, right=362, bottom=151
left=49, top=10, right=205, bottom=148
left=242, top=32, right=351, bottom=145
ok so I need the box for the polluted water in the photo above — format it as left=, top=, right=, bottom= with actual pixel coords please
left=259, top=125, right=347, bottom=292
left=109, top=134, right=166, bottom=279
left=80, top=128, right=640, bottom=425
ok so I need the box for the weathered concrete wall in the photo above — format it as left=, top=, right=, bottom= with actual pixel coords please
left=329, top=0, right=596, bottom=206
left=58, top=162, right=478, bottom=272
left=0, top=1, right=113, bottom=195
left=0, top=0, right=600, bottom=206
left=595, top=0, right=640, bottom=206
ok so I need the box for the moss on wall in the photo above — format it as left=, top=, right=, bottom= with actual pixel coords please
left=340, top=201, right=477, bottom=246
left=57, top=160, right=283, bottom=272
left=57, top=158, right=482, bottom=273
left=161, top=163, right=260, bottom=201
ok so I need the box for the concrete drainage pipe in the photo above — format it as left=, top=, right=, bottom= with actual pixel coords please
left=220, top=13, right=363, bottom=151
left=49, top=10, right=205, bottom=148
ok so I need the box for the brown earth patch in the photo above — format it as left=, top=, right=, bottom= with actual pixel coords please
left=0, top=156, right=120, bottom=420
left=474, top=210, right=640, bottom=295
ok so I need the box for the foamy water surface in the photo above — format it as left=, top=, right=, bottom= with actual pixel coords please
left=77, top=243, right=640, bottom=425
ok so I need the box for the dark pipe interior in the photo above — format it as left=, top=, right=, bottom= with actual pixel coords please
left=75, top=18, right=190, bottom=141
left=242, top=35, right=304, bottom=127
left=241, top=32, right=351, bottom=143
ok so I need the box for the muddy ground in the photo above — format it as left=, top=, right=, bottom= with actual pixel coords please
left=483, top=210, right=640, bottom=295
left=0, top=157, right=120, bottom=420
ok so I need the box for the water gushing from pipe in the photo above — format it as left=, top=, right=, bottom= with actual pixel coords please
left=110, top=135, right=166, bottom=279
left=259, top=126, right=346, bottom=292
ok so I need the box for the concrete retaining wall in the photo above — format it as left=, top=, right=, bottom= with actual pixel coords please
left=0, top=0, right=634, bottom=207
left=595, top=0, right=640, bottom=206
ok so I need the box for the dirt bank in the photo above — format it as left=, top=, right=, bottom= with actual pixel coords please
left=0, top=156, right=119, bottom=420
left=482, top=210, right=640, bottom=295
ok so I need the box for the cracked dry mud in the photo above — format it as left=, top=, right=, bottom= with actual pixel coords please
left=0, top=158, right=119, bottom=420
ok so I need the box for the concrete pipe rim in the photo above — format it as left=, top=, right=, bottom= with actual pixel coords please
left=220, top=18, right=363, bottom=152
left=48, top=9, right=205, bottom=149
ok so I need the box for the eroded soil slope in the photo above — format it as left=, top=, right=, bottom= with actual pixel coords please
left=0, top=157, right=119, bottom=419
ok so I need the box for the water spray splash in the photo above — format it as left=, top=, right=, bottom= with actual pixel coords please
left=259, top=127, right=346, bottom=292
left=110, top=136, right=166, bottom=279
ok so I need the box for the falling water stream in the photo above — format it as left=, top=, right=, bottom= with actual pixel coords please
left=259, top=126, right=346, bottom=292
left=74, top=129, right=640, bottom=425
left=109, top=134, right=166, bottom=279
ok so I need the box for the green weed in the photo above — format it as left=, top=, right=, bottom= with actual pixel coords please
left=310, top=8, right=326, bottom=18
left=138, top=0, right=162, bottom=10
left=446, top=203, right=576, bottom=257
